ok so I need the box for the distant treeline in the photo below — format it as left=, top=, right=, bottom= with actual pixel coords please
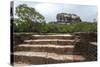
left=13, top=22, right=97, bottom=33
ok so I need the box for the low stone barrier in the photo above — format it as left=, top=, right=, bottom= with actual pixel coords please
left=73, top=32, right=97, bottom=61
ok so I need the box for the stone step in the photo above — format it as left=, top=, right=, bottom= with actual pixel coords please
left=14, top=44, right=74, bottom=54
left=32, top=34, right=73, bottom=37
left=13, top=51, right=85, bottom=65
left=90, top=42, right=97, bottom=46
left=32, top=34, right=74, bottom=39
left=24, top=39, right=75, bottom=45
left=13, top=63, right=31, bottom=67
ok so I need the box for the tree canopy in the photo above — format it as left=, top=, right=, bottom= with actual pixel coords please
left=16, top=4, right=45, bottom=23
left=13, top=4, right=45, bottom=32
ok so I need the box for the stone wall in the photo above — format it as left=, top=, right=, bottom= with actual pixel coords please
left=13, top=33, right=33, bottom=46
left=73, top=32, right=97, bottom=61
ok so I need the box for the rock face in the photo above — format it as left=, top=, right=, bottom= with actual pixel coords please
left=56, top=13, right=81, bottom=23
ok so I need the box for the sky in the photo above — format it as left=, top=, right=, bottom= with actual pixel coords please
left=14, top=1, right=97, bottom=22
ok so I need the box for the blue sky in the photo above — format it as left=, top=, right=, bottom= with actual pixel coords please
left=14, top=1, right=97, bottom=22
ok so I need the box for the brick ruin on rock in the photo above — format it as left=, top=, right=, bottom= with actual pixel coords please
left=56, top=13, right=81, bottom=23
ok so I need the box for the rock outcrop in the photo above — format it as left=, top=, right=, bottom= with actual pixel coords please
left=56, top=13, right=81, bottom=23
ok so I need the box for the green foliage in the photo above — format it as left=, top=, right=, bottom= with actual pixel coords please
left=13, top=4, right=97, bottom=33
left=14, top=22, right=97, bottom=33
left=13, top=18, right=34, bottom=32
left=13, top=4, right=46, bottom=32
left=16, top=4, right=45, bottom=23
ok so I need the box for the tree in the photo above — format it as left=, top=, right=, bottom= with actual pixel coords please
left=14, top=4, right=45, bottom=32
left=16, top=4, right=45, bottom=23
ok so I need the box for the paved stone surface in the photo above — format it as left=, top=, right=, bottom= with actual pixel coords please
left=13, top=51, right=85, bottom=61
left=18, top=44, right=74, bottom=48
left=24, top=39, right=75, bottom=42
left=90, top=42, right=97, bottom=46
left=32, top=34, right=73, bottom=37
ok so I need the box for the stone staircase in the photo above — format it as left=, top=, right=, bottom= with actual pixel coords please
left=12, top=34, right=86, bottom=66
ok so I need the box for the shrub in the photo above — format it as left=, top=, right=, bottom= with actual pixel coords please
left=13, top=22, right=97, bottom=33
